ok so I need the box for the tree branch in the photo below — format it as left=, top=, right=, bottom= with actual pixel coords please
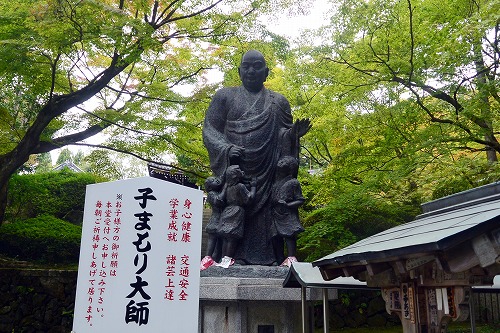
left=406, top=0, right=415, bottom=83
left=391, top=76, right=464, bottom=112
left=35, top=124, right=111, bottom=153
left=157, top=0, right=223, bottom=27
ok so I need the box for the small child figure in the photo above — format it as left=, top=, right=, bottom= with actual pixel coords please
left=200, top=176, right=225, bottom=271
left=217, top=165, right=256, bottom=268
left=271, top=156, right=305, bottom=267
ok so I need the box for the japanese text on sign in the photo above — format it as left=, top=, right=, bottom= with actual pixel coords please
left=125, top=188, right=157, bottom=326
left=84, top=194, right=123, bottom=326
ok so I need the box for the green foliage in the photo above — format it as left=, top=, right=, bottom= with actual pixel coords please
left=56, top=148, right=73, bottom=165
left=420, top=156, right=500, bottom=200
left=339, top=293, right=351, bottom=307
left=297, top=191, right=420, bottom=261
left=297, top=215, right=356, bottom=262
left=0, top=214, right=81, bottom=263
left=35, top=152, right=53, bottom=173
left=432, top=177, right=474, bottom=200
left=83, top=149, right=147, bottom=181
left=6, top=170, right=102, bottom=224
left=446, top=323, right=500, bottom=333
left=0, top=0, right=307, bottom=223
left=273, top=0, right=500, bottom=260
left=305, top=0, right=500, bottom=160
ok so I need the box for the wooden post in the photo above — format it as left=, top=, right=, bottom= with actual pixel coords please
left=323, top=288, right=329, bottom=333
left=301, top=286, right=308, bottom=333
left=469, top=293, right=476, bottom=333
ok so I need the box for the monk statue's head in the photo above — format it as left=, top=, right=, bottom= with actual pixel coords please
left=238, top=50, right=269, bottom=93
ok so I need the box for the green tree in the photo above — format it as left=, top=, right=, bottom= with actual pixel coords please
left=0, top=0, right=303, bottom=224
left=286, top=0, right=500, bottom=200
left=262, top=0, right=500, bottom=260
left=35, top=152, right=53, bottom=173
left=313, top=0, right=499, bottom=161
left=17, top=153, right=52, bottom=174
left=73, top=150, right=85, bottom=167
left=56, top=148, right=73, bottom=165
left=83, top=149, right=147, bottom=180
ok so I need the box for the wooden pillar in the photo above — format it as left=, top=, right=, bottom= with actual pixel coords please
left=469, top=293, right=476, bottom=333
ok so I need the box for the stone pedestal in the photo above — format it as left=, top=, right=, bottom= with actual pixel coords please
left=199, top=266, right=336, bottom=333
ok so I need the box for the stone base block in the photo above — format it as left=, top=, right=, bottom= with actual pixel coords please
left=198, top=266, right=337, bottom=333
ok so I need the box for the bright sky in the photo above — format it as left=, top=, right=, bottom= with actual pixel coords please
left=261, top=0, right=332, bottom=39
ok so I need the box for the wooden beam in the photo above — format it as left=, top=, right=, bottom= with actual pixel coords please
left=444, top=242, right=481, bottom=273
left=472, top=234, right=499, bottom=267
left=366, top=262, right=392, bottom=276
left=317, top=265, right=343, bottom=280
left=342, top=265, right=366, bottom=277
left=393, top=261, right=407, bottom=275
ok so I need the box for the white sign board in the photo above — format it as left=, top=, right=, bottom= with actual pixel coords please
left=72, top=177, right=203, bottom=332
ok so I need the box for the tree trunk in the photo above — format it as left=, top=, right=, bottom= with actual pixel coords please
left=486, top=140, right=498, bottom=162
left=473, top=35, right=498, bottom=163
left=0, top=154, right=28, bottom=225
left=0, top=178, right=8, bottom=225
left=0, top=57, right=130, bottom=225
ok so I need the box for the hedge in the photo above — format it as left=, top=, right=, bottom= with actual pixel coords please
left=0, top=215, right=82, bottom=263
left=6, top=170, right=102, bottom=224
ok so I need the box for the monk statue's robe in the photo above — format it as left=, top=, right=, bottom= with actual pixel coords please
left=203, top=86, right=293, bottom=265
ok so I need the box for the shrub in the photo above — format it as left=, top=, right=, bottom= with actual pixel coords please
left=298, top=192, right=420, bottom=261
left=0, top=215, right=82, bottom=263
left=6, top=170, right=102, bottom=224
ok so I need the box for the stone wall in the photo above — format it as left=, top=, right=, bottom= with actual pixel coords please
left=0, top=269, right=76, bottom=333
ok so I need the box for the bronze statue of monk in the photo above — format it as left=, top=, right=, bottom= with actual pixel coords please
left=202, top=50, right=310, bottom=266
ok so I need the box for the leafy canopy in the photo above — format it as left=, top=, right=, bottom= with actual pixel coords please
left=273, top=0, right=500, bottom=260
left=0, top=0, right=309, bottom=223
